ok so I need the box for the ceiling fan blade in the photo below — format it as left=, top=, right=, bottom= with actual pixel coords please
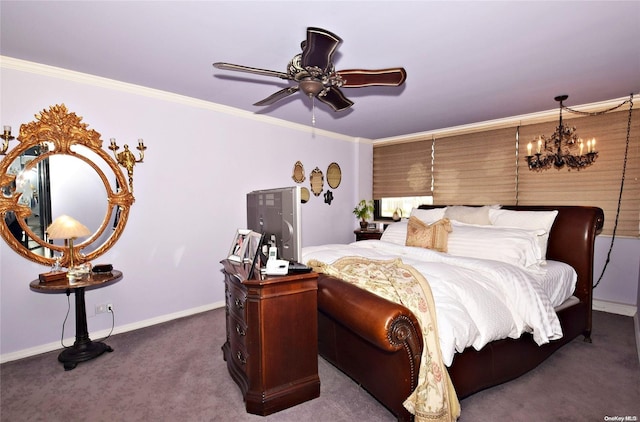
left=337, top=68, right=407, bottom=87
left=301, top=27, right=342, bottom=72
left=253, top=86, right=300, bottom=106
left=317, top=87, right=354, bottom=112
left=213, top=62, right=291, bottom=80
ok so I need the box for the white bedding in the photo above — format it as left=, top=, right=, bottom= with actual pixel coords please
left=302, top=239, right=577, bottom=366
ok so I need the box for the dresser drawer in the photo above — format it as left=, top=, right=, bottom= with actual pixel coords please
left=229, top=314, right=248, bottom=350
left=229, top=327, right=249, bottom=373
left=227, top=281, right=247, bottom=321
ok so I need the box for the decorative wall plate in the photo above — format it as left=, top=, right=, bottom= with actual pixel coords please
left=324, top=190, right=334, bottom=205
left=292, top=160, right=305, bottom=183
left=310, top=167, right=324, bottom=196
left=300, top=187, right=310, bottom=203
left=326, top=162, right=342, bottom=189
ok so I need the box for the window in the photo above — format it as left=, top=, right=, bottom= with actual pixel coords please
left=376, top=196, right=434, bottom=220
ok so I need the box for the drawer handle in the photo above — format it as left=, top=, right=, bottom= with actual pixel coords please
left=235, top=324, right=246, bottom=336
left=234, top=298, right=244, bottom=310
left=236, top=351, right=246, bottom=365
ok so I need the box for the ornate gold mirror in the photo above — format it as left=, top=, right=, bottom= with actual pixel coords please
left=0, top=104, right=144, bottom=267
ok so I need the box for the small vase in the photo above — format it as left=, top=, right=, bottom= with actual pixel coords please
left=360, top=220, right=368, bottom=230
left=392, top=208, right=403, bottom=222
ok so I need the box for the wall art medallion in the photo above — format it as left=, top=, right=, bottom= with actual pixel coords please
left=309, top=167, right=324, bottom=197
left=326, top=162, right=342, bottom=189
left=300, top=187, right=310, bottom=203
left=292, top=160, right=305, bottom=183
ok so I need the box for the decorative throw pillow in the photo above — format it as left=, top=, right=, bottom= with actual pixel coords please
left=444, top=205, right=501, bottom=225
left=405, top=217, right=452, bottom=252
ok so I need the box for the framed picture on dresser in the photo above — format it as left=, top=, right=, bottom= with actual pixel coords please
left=245, top=231, right=264, bottom=279
left=228, top=229, right=251, bottom=262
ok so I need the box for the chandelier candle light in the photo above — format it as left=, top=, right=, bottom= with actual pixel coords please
left=526, top=95, right=598, bottom=171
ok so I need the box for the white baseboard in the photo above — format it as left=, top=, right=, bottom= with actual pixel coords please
left=0, top=301, right=225, bottom=364
left=592, top=299, right=637, bottom=317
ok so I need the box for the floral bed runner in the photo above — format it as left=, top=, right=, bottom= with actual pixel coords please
left=309, top=256, right=460, bottom=422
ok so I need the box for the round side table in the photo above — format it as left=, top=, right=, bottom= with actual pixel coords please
left=29, top=270, right=123, bottom=370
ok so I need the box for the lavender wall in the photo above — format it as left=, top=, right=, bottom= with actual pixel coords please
left=1, top=59, right=637, bottom=361
left=0, top=61, right=369, bottom=358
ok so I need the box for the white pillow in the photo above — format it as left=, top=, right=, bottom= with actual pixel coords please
left=444, top=205, right=501, bottom=225
left=409, top=207, right=446, bottom=224
left=379, top=221, right=408, bottom=245
left=447, top=221, right=544, bottom=269
left=488, top=209, right=558, bottom=260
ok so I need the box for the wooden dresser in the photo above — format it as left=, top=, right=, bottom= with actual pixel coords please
left=221, top=260, right=320, bottom=415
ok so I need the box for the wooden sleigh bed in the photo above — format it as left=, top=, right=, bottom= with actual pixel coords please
left=311, top=205, right=604, bottom=421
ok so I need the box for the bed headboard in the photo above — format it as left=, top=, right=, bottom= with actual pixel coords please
left=417, top=205, right=605, bottom=305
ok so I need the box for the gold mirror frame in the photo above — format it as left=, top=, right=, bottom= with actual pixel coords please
left=0, top=104, right=136, bottom=267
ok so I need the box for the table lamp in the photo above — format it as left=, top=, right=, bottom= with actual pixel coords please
left=46, top=215, right=91, bottom=275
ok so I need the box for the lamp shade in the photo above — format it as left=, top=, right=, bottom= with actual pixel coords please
left=46, top=215, right=91, bottom=240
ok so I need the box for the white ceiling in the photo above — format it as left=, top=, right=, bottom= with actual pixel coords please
left=2, top=1, right=639, bottom=140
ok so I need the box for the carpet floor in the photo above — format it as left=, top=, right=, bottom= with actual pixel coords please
left=1, top=309, right=638, bottom=421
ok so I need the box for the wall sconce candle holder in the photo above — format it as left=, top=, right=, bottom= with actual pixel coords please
left=109, top=138, right=146, bottom=191
left=1, top=126, right=15, bottom=155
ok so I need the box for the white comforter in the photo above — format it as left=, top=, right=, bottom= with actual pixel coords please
left=302, top=240, right=572, bottom=366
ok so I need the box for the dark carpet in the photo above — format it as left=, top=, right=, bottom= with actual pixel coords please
left=1, top=309, right=638, bottom=421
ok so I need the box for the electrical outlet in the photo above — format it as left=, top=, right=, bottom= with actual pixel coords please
left=95, top=303, right=113, bottom=315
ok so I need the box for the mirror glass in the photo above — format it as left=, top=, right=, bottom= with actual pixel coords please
left=47, top=154, right=109, bottom=252
left=3, top=145, right=51, bottom=257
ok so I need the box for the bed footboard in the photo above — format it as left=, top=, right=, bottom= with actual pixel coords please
left=317, top=275, right=422, bottom=421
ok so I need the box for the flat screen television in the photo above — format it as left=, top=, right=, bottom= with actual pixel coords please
left=246, top=186, right=301, bottom=263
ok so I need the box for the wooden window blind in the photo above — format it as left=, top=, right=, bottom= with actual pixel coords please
left=433, top=127, right=516, bottom=205
left=372, top=106, right=638, bottom=236
left=373, top=140, right=432, bottom=199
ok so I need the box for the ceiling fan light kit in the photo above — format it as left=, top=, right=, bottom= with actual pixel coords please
left=213, top=27, right=407, bottom=115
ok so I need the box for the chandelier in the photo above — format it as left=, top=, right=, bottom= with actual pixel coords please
left=526, top=95, right=597, bottom=171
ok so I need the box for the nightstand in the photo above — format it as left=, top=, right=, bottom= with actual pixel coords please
left=354, top=229, right=383, bottom=241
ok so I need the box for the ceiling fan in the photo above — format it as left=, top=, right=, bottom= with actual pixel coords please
left=213, top=27, right=407, bottom=112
